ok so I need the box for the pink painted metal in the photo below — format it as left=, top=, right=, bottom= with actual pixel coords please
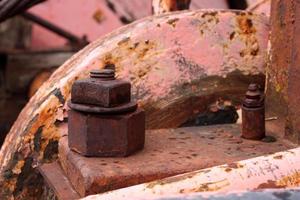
left=247, top=0, right=271, bottom=17
left=29, top=0, right=229, bottom=49
left=29, top=0, right=122, bottom=49
left=190, top=0, right=228, bottom=10
left=82, top=147, right=300, bottom=200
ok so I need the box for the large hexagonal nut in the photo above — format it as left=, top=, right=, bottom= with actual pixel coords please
left=68, top=109, right=145, bottom=157
left=71, top=78, right=131, bottom=108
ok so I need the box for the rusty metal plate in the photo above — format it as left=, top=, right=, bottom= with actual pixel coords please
left=59, top=124, right=295, bottom=197
left=39, top=162, right=80, bottom=200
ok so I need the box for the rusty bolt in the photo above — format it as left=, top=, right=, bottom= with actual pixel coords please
left=242, top=83, right=265, bottom=140
left=68, top=69, right=145, bottom=157
left=71, top=69, right=131, bottom=108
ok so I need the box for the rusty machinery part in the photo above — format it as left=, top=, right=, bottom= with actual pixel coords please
left=68, top=69, right=145, bottom=157
left=90, top=69, right=115, bottom=79
left=0, top=9, right=269, bottom=199
left=71, top=68, right=131, bottom=108
left=242, top=83, right=265, bottom=140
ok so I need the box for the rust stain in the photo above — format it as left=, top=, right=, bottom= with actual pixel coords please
left=277, top=171, right=300, bottom=187
left=167, top=18, right=179, bottom=28
left=256, top=171, right=300, bottom=189
left=226, top=162, right=244, bottom=169
left=237, top=15, right=256, bottom=35
left=93, top=8, right=105, bottom=24
left=117, top=37, right=130, bottom=46
left=256, top=180, right=285, bottom=189
left=273, top=155, right=283, bottom=159
left=201, top=11, right=219, bottom=20
left=192, top=11, right=220, bottom=36
left=236, top=14, right=260, bottom=59
left=224, top=168, right=232, bottom=172
left=180, top=179, right=230, bottom=193
left=97, top=38, right=158, bottom=87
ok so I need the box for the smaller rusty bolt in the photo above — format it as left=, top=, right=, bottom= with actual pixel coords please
left=242, top=83, right=265, bottom=140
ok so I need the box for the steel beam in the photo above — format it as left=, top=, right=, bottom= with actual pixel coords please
left=267, top=0, right=300, bottom=143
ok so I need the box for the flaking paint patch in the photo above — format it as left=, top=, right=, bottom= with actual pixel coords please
left=52, top=88, right=65, bottom=105
left=179, top=179, right=230, bottom=193
left=146, top=170, right=204, bottom=189
left=33, top=126, right=44, bottom=152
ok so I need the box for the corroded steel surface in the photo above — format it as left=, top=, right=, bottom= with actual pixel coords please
left=83, top=147, right=300, bottom=200
left=0, top=10, right=269, bottom=199
left=71, top=69, right=131, bottom=108
left=68, top=69, right=145, bottom=157
left=267, top=0, right=300, bottom=144
left=68, top=108, right=145, bottom=157
left=242, top=84, right=265, bottom=140
left=59, top=124, right=295, bottom=197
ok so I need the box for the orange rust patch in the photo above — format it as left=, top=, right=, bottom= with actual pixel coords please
left=225, top=168, right=232, bottom=172
left=256, top=171, right=300, bottom=189
left=97, top=39, right=158, bottom=86
left=194, top=12, right=220, bottom=36
left=235, top=14, right=259, bottom=59
left=277, top=171, right=300, bottom=187
left=226, top=162, right=244, bottom=169
left=117, top=37, right=130, bottom=46
left=93, top=9, right=105, bottom=24
left=236, top=15, right=256, bottom=35
left=201, top=11, right=219, bottom=19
